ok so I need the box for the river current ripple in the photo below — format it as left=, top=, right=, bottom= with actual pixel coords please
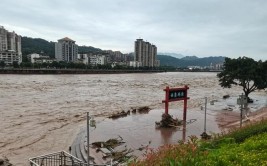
left=0, top=72, right=265, bottom=165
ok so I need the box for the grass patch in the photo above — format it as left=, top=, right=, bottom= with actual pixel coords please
left=222, top=119, right=267, bottom=143
left=200, top=133, right=267, bottom=166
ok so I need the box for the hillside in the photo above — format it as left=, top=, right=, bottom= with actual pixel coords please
left=78, top=45, right=102, bottom=54
left=21, top=37, right=225, bottom=67
left=21, top=37, right=102, bottom=58
left=157, top=52, right=184, bottom=59
left=21, top=37, right=55, bottom=57
left=157, top=54, right=225, bottom=67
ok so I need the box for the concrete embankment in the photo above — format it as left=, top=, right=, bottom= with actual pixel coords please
left=0, top=69, right=164, bottom=74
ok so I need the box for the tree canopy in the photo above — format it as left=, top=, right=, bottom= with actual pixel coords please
left=217, top=57, right=267, bottom=98
left=0, top=61, right=6, bottom=68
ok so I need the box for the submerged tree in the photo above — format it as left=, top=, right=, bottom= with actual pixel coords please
left=217, top=57, right=267, bottom=99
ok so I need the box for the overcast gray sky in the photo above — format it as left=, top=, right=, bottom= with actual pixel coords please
left=0, top=0, right=266, bottom=60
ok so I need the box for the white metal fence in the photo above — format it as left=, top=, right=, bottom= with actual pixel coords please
left=29, top=151, right=88, bottom=166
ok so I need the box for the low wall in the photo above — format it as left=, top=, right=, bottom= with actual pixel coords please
left=0, top=69, right=165, bottom=74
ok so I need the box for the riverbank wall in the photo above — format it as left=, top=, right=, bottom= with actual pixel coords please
left=0, top=69, right=165, bottom=74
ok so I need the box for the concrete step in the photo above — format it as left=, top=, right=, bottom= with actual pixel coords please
left=70, top=128, right=85, bottom=162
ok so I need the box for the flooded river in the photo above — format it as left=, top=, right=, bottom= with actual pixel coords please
left=0, top=72, right=266, bottom=165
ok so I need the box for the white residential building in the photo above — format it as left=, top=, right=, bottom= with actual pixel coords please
left=129, top=61, right=142, bottom=68
left=77, top=54, right=107, bottom=66
left=55, top=37, right=78, bottom=62
left=102, top=50, right=128, bottom=63
left=27, top=53, right=55, bottom=63
left=89, top=55, right=106, bottom=66
left=77, top=53, right=91, bottom=65
left=0, top=26, right=22, bottom=65
left=27, top=53, right=40, bottom=63
left=134, top=39, right=158, bottom=67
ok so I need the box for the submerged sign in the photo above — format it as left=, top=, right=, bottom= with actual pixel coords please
left=162, top=85, right=190, bottom=113
left=163, top=86, right=189, bottom=102
left=162, top=85, right=190, bottom=131
left=169, top=90, right=186, bottom=100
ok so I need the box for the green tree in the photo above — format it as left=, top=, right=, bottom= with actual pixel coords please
left=12, top=61, right=19, bottom=68
left=22, top=55, right=30, bottom=62
left=41, top=62, right=48, bottom=68
left=59, top=61, right=68, bottom=69
left=50, top=61, right=60, bottom=68
left=0, top=61, right=6, bottom=68
left=217, top=57, right=267, bottom=98
left=20, top=62, right=32, bottom=68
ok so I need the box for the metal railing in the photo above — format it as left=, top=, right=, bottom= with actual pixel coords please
left=29, top=151, right=88, bottom=166
left=29, top=151, right=113, bottom=166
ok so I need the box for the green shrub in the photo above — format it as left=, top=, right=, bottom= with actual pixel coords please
left=130, top=136, right=207, bottom=166
left=223, top=119, right=267, bottom=143
left=201, top=132, right=267, bottom=166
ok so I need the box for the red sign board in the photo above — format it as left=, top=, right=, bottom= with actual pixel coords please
left=162, top=85, right=190, bottom=131
left=162, top=86, right=189, bottom=104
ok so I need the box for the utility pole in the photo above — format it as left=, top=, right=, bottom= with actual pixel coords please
left=204, top=97, right=207, bottom=133
left=87, top=112, right=90, bottom=165
left=201, top=97, right=210, bottom=139
left=240, top=96, right=243, bottom=128
left=237, top=93, right=247, bottom=128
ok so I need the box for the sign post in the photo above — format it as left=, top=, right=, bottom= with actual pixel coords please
left=87, top=112, right=90, bottom=165
left=200, top=97, right=211, bottom=139
left=165, top=86, right=170, bottom=114
left=162, top=85, right=190, bottom=131
left=204, top=97, right=207, bottom=133
left=237, top=94, right=247, bottom=128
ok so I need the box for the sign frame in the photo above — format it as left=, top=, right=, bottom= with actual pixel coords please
left=162, top=85, right=190, bottom=132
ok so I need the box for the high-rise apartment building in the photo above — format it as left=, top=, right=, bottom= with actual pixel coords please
left=0, top=26, right=22, bottom=65
left=0, top=27, right=8, bottom=52
left=134, top=39, right=158, bottom=67
left=55, top=37, right=78, bottom=62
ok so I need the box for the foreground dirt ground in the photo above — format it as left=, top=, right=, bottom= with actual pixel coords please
left=216, top=107, right=267, bottom=129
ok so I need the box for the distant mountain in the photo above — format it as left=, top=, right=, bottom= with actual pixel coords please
left=21, top=37, right=102, bottom=58
left=78, top=45, right=102, bottom=54
left=157, top=54, right=225, bottom=67
left=158, top=52, right=184, bottom=59
left=156, top=55, right=179, bottom=67
left=21, top=37, right=225, bottom=67
left=181, top=56, right=198, bottom=61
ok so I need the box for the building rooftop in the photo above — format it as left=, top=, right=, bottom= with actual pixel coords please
left=58, top=37, right=75, bottom=42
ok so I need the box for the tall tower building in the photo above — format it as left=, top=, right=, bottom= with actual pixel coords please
left=0, top=26, right=22, bottom=65
left=151, top=45, right=157, bottom=67
left=134, top=39, right=143, bottom=63
left=55, top=37, right=78, bottom=62
left=0, top=27, right=8, bottom=52
left=134, top=39, right=158, bottom=67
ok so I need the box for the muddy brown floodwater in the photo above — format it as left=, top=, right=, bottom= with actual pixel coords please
left=0, top=72, right=266, bottom=165
left=86, top=108, right=220, bottom=161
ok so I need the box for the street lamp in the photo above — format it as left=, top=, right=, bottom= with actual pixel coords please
left=204, top=97, right=207, bottom=133
left=200, top=97, right=211, bottom=139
